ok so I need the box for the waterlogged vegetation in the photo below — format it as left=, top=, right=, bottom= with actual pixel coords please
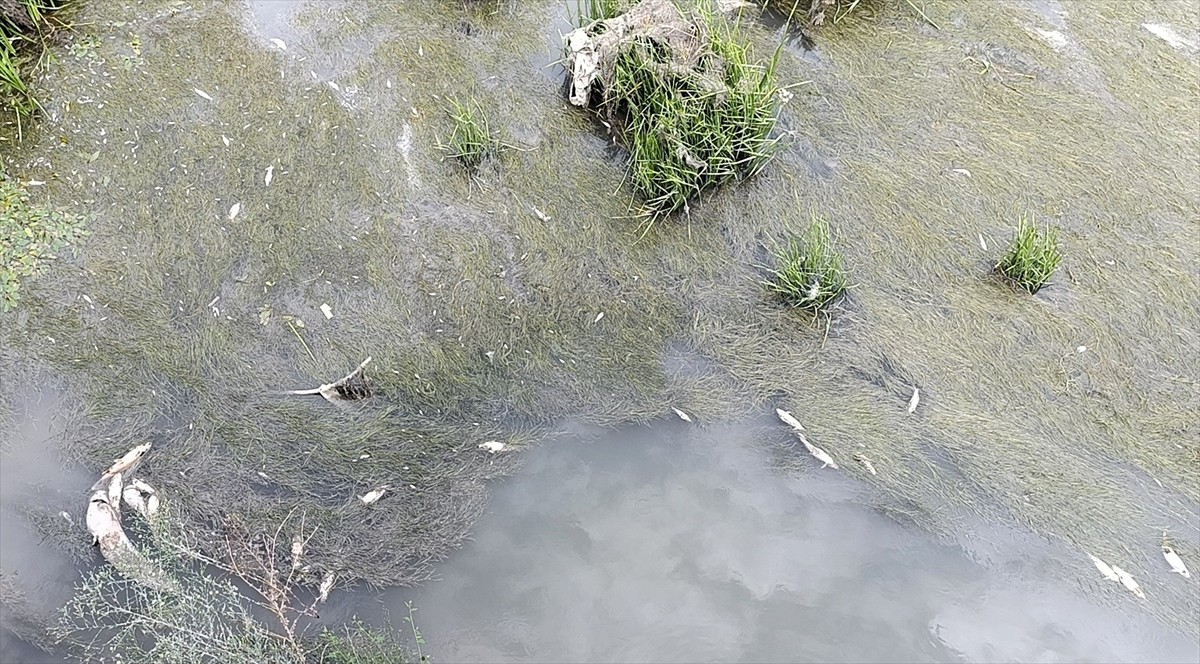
left=1, top=0, right=1198, bottom=659
left=569, top=0, right=782, bottom=221
left=1, top=0, right=75, bottom=139
left=766, top=217, right=847, bottom=311
left=995, top=213, right=1062, bottom=294
left=0, top=169, right=87, bottom=311
left=442, top=96, right=503, bottom=170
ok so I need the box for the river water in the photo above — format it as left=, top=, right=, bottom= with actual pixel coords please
left=373, top=421, right=1197, bottom=663
left=2, top=0, right=1198, bottom=661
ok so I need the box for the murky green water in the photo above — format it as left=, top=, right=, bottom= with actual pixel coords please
left=1, top=0, right=1197, bottom=659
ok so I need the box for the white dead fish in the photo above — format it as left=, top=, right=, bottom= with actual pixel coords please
left=1110, top=565, right=1145, bottom=599
left=59, top=511, right=73, bottom=526
left=228, top=202, right=241, bottom=220
left=270, top=38, right=287, bottom=50
left=1163, top=546, right=1190, bottom=579
left=101, top=443, right=151, bottom=479
left=672, top=407, right=692, bottom=423
left=86, top=490, right=119, bottom=546
left=907, top=388, right=920, bottom=414
left=122, top=483, right=146, bottom=516
left=193, top=87, right=213, bottom=101
left=320, top=303, right=333, bottom=319
left=131, top=478, right=156, bottom=495
left=478, top=441, right=506, bottom=454
left=951, top=168, right=972, bottom=178
left=1088, top=553, right=1120, bottom=582
left=776, top=408, right=805, bottom=431
left=593, top=312, right=604, bottom=324
left=357, top=485, right=389, bottom=505
left=855, top=454, right=877, bottom=475
left=282, top=357, right=373, bottom=403
left=291, top=534, right=304, bottom=570
left=318, top=570, right=335, bottom=603
left=104, top=473, right=125, bottom=521
left=807, top=444, right=838, bottom=469
left=264, top=165, right=274, bottom=187
left=531, top=206, right=551, bottom=222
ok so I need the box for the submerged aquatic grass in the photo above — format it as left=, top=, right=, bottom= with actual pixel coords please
left=767, top=217, right=847, bottom=311
left=0, top=170, right=88, bottom=311
left=442, top=96, right=502, bottom=170
left=2, top=0, right=71, bottom=139
left=995, top=214, right=1062, bottom=294
left=575, top=0, right=782, bottom=222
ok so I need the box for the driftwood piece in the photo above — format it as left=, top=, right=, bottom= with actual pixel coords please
left=283, top=357, right=373, bottom=403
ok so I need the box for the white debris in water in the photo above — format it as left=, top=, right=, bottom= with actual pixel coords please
left=59, top=511, right=73, bottom=525
left=221, top=135, right=231, bottom=147
left=907, top=388, right=921, bottom=414
left=357, top=486, right=389, bottom=505
left=1076, top=345, right=1087, bottom=353
left=1035, top=29, right=1069, bottom=51
left=1163, top=546, right=1191, bottom=578
left=320, top=303, right=333, bottom=319
left=672, top=407, right=692, bottom=423
left=327, top=80, right=341, bottom=92
left=318, top=570, right=335, bottom=603
left=1142, top=23, right=1198, bottom=50
left=775, top=408, right=804, bottom=431
left=532, top=206, right=551, bottom=222
left=1088, top=553, right=1119, bottom=582
left=193, top=88, right=213, bottom=101
left=270, top=38, right=287, bottom=50
left=593, top=312, right=604, bottom=324
left=978, top=234, right=987, bottom=251
left=264, top=165, right=274, bottom=187
left=397, top=124, right=419, bottom=189
left=228, top=202, right=241, bottom=220
left=855, top=454, right=877, bottom=475
left=1110, top=565, right=1145, bottom=598
left=777, top=87, right=794, bottom=104
left=478, top=441, right=507, bottom=453
left=27, top=180, right=45, bottom=186
left=951, top=168, right=972, bottom=178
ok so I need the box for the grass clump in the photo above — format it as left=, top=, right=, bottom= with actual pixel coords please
left=995, top=213, right=1062, bottom=294
left=766, top=217, right=847, bottom=311
left=568, top=0, right=782, bottom=222
left=3, top=0, right=73, bottom=138
left=442, top=96, right=502, bottom=170
left=1, top=170, right=88, bottom=311
left=575, top=0, right=634, bottom=25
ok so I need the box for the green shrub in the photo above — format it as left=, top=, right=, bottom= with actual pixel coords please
left=767, top=217, right=847, bottom=311
left=995, top=214, right=1062, bottom=294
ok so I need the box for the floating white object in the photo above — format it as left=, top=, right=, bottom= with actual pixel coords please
left=478, top=441, right=506, bottom=453
left=672, top=407, right=692, bottom=423
left=855, top=454, right=877, bottom=475
left=264, top=165, right=274, bottom=187
left=908, top=388, right=920, bottom=414
left=221, top=135, right=231, bottom=147
left=532, top=206, right=550, bottom=222
left=357, top=485, right=389, bottom=505
left=1088, top=553, right=1120, bottom=582
left=978, top=234, right=987, bottom=251
left=1110, top=565, right=1145, bottom=599
left=228, top=202, right=241, bottom=220
left=1142, top=23, right=1198, bottom=50
left=270, top=38, right=287, bottom=50
left=318, top=571, right=335, bottom=603
left=320, top=303, right=333, bottom=319
left=775, top=408, right=804, bottom=431
left=1076, top=346, right=1087, bottom=353
left=951, top=168, right=972, bottom=178
left=193, top=88, right=213, bottom=101
left=593, top=312, right=604, bottom=324
left=797, top=432, right=838, bottom=470
left=1163, top=546, right=1190, bottom=578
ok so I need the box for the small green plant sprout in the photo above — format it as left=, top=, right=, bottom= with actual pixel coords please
left=995, top=213, right=1062, bottom=294
left=442, top=96, right=502, bottom=170
left=766, top=217, right=847, bottom=311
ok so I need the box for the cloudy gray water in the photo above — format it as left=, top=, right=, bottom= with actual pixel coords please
left=379, top=421, right=1197, bottom=663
